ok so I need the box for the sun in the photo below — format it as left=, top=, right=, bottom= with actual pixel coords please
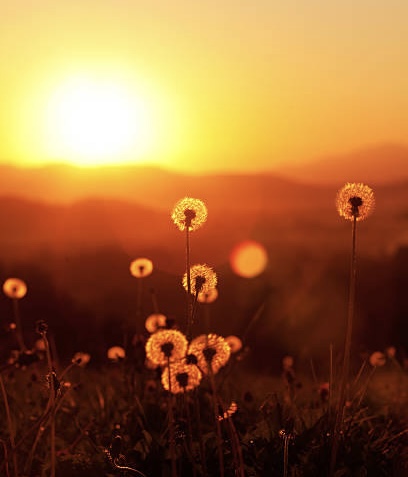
left=45, top=76, right=156, bottom=166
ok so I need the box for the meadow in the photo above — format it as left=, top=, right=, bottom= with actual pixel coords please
left=0, top=175, right=408, bottom=476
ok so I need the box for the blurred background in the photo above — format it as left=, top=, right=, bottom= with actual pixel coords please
left=0, top=1, right=407, bottom=370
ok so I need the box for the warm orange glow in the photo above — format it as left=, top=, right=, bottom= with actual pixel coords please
left=230, top=240, right=268, bottom=278
left=45, top=76, right=157, bottom=166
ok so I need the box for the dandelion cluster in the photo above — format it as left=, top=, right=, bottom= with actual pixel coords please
left=336, top=182, right=375, bottom=221
left=171, top=197, right=208, bottom=231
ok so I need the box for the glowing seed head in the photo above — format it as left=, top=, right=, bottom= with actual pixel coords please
left=369, top=351, right=386, bottom=367
left=130, top=258, right=153, bottom=278
left=171, top=197, right=208, bottom=231
left=225, top=335, right=243, bottom=354
left=183, top=264, right=217, bottom=295
left=72, top=352, right=91, bottom=366
left=336, top=183, right=375, bottom=221
left=145, top=313, right=167, bottom=333
left=145, top=329, right=188, bottom=367
left=3, top=278, right=27, bottom=299
left=197, top=287, right=219, bottom=304
left=161, top=361, right=202, bottom=393
left=188, top=333, right=231, bottom=375
left=107, top=346, right=126, bottom=361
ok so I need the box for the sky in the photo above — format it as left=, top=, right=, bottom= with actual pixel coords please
left=0, top=0, right=407, bottom=173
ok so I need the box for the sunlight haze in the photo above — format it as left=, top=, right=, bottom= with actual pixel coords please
left=0, top=0, right=407, bottom=172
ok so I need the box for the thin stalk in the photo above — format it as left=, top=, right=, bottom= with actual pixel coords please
left=185, top=226, right=193, bottom=337
left=12, top=298, right=26, bottom=351
left=330, top=216, right=358, bottom=476
left=208, top=368, right=225, bottom=477
left=0, top=375, right=18, bottom=477
left=42, top=331, right=57, bottom=477
left=283, top=434, right=289, bottom=477
left=167, top=359, right=177, bottom=477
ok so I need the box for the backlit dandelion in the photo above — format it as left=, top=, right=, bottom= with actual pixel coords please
left=3, top=278, right=28, bottom=351
left=369, top=351, right=386, bottom=367
left=171, top=197, right=207, bottom=232
left=107, top=346, right=126, bottom=361
left=72, top=352, right=91, bottom=366
left=225, top=335, right=243, bottom=354
left=197, top=287, right=219, bottom=304
left=188, top=333, right=231, bottom=375
left=161, top=361, right=202, bottom=393
left=145, top=313, right=167, bottom=333
left=3, top=278, right=27, bottom=299
left=336, top=182, right=375, bottom=222
left=331, top=182, right=375, bottom=474
left=145, top=329, right=188, bottom=367
left=183, top=264, right=217, bottom=296
left=130, top=258, right=153, bottom=278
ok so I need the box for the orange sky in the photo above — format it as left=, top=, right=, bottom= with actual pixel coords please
left=0, top=0, right=407, bottom=172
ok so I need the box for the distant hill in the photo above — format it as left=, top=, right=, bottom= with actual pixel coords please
left=275, top=143, right=408, bottom=185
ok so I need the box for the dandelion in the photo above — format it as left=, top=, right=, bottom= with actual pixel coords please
left=188, top=334, right=231, bottom=375
left=145, top=329, right=188, bottom=367
left=336, top=182, right=375, bottom=222
left=3, top=278, right=28, bottom=350
left=72, top=352, right=91, bottom=366
left=3, top=278, right=27, bottom=299
left=161, top=361, right=202, bottom=393
left=107, top=346, right=126, bottom=361
left=369, top=351, right=386, bottom=367
left=171, top=197, right=208, bottom=232
left=225, top=335, right=243, bottom=354
left=197, top=287, right=219, bottom=304
left=331, top=182, right=375, bottom=475
left=129, top=258, right=153, bottom=278
left=145, top=313, right=167, bottom=333
left=183, top=264, right=217, bottom=296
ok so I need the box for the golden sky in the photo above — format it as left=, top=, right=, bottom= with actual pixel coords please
left=0, top=0, right=407, bottom=172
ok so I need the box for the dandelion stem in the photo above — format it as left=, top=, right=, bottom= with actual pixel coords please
left=209, top=368, right=225, bottom=477
left=167, top=359, right=177, bottom=477
left=12, top=298, right=26, bottom=351
left=330, top=215, right=358, bottom=476
left=185, top=226, right=193, bottom=338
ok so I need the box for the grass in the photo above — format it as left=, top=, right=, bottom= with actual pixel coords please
left=0, top=188, right=407, bottom=476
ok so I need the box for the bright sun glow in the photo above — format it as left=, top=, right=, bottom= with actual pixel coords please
left=46, top=76, right=157, bottom=166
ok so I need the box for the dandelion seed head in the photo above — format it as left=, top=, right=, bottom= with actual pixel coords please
left=3, top=278, right=27, bottom=299
left=145, top=329, right=188, bottom=366
left=182, top=264, right=217, bottom=295
left=145, top=313, right=167, bottom=333
left=188, top=333, right=231, bottom=375
left=107, top=346, right=126, bottom=361
left=171, top=197, right=208, bottom=231
left=225, top=335, right=243, bottom=354
left=369, top=351, right=386, bottom=367
left=197, top=287, right=219, bottom=304
left=385, top=346, right=396, bottom=359
left=161, top=361, right=202, bottom=393
left=336, top=182, right=375, bottom=221
left=72, top=352, right=91, bottom=366
left=129, top=258, right=153, bottom=278
left=282, top=355, right=294, bottom=370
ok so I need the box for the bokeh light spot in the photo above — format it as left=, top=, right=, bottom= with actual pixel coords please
left=229, top=240, right=268, bottom=278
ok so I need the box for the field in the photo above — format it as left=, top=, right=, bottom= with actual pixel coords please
left=0, top=167, right=408, bottom=476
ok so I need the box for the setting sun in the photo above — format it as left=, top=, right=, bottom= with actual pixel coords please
left=45, top=76, right=158, bottom=166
